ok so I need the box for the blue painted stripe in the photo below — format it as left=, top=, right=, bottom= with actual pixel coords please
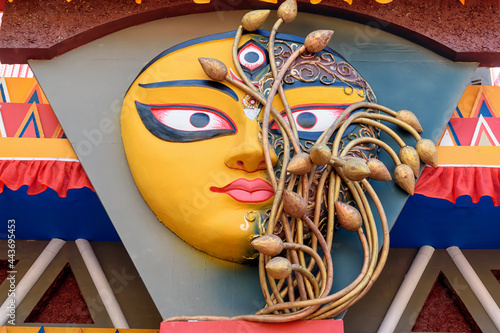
left=0, top=83, right=6, bottom=102
left=455, top=106, right=463, bottom=118
left=478, top=100, right=493, bottom=118
left=19, top=113, right=40, bottom=138
left=28, top=90, right=40, bottom=104
left=139, top=79, right=238, bottom=101
left=447, top=121, right=461, bottom=146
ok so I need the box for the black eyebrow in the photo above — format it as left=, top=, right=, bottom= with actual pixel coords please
left=138, top=79, right=238, bottom=101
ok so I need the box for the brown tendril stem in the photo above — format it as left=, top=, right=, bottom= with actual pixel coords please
left=260, top=44, right=306, bottom=181
left=263, top=226, right=331, bottom=314
left=332, top=111, right=375, bottom=154
left=265, top=131, right=292, bottom=236
left=258, top=254, right=275, bottom=308
left=232, top=26, right=258, bottom=93
left=283, top=243, right=328, bottom=296
left=349, top=101, right=397, bottom=117
left=294, top=183, right=311, bottom=298
left=353, top=181, right=378, bottom=256
left=363, top=113, right=422, bottom=141
left=357, top=118, right=413, bottom=148
left=268, top=18, right=283, bottom=79
left=307, top=165, right=380, bottom=318
left=257, top=45, right=309, bottom=307
left=341, top=178, right=373, bottom=254
left=313, top=179, right=390, bottom=319
left=292, top=264, right=320, bottom=298
left=268, top=17, right=300, bottom=140
left=360, top=179, right=390, bottom=288
left=259, top=241, right=328, bottom=315
left=277, top=211, right=308, bottom=302
left=305, top=167, right=331, bottom=271
left=351, top=116, right=406, bottom=147
left=306, top=227, right=371, bottom=319
left=317, top=101, right=366, bottom=145
left=267, top=264, right=289, bottom=313
left=342, top=137, right=401, bottom=166
left=302, top=215, right=334, bottom=296
left=224, top=75, right=301, bottom=153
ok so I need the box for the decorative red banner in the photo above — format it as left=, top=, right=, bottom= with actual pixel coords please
left=0, top=160, right=93, bottom=197
left=415, top=166, right=500, bottom=206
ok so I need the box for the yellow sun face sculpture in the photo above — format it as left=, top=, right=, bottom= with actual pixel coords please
left=121, top=33, right=368, bottom=263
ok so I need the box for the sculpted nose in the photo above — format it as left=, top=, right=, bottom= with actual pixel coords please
left=225, top=128, right=278, bottom=173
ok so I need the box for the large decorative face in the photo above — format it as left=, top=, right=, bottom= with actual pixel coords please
left=121, top=32, right=373, bottom=263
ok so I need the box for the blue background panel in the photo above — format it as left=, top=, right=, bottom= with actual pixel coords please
left=391, top=194, right=500, bottom=249
left=0, top=186, right=120, bottom=241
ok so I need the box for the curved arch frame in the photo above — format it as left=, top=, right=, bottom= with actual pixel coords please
left=0, top=0, right=498, bottom=66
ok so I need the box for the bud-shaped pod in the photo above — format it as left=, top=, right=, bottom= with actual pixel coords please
left=416, top=139, right=438, bottom=168
left=334, top=201, right=362, bottom=231
left=198, top=58, right=227, bottom=81
left=399, top=146, right=420, bottom=178
left=251, top=234, right=284, bottom=256
left=266, top=257, right=292, bottom=280
left=283, top=190, right=307, bottom=218
left=394, top=164, right=415, bottom=195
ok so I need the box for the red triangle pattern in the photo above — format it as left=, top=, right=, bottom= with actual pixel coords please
left=492, top=270, right=500, bottom=283
left=0, top=102, right=61, bottom=138
left=20, top=116, right=39, bottom=138
left=411, top=271, right=481, bottom=332
left=449, top=118, right=478, bottom=146
left=25, top=263, right=94, bottom=324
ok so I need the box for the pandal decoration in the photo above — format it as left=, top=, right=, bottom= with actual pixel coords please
left=165, top=0, right=437, bottom=323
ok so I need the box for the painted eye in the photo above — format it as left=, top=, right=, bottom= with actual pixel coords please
left=135, top=102, right=237, bottom=142
left=152, top=107, right=234, bottom=132
left=292, top=108, right=347, bottom=132
left=238, top=43, right=266, bottom=71
left=270, top=105, right=350, bottom=140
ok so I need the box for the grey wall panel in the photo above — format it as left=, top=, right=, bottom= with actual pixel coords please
left=29, top=11, right=476, bottom=319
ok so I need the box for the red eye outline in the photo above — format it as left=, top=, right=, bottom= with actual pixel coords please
left=135, top=101, right=237, bottom=142
left=238, top=43, right=266, bottom=71
left=150, top=104, right=236, bottom=132
left=270, top=104, right=350, bottom=133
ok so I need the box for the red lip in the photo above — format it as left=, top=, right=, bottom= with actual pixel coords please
left=210, top=178, right=274, bottom=203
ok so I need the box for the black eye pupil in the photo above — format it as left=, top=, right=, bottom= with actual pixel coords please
left=297, top=112, right=317, bottom=129
left=190, top=113, right=210, bottom=128
left=244, top=52, right=259, bottom=63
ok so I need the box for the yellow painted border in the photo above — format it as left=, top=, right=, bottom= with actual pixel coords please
left=0, top=138, right=78, bottom=160
left=437, top=146, right=500, bottom=166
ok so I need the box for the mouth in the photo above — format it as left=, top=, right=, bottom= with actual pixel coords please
left=210, top=178, right=274, bottom=203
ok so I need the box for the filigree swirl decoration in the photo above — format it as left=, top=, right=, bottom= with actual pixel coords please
left=259, top=37, right=377, bottom=103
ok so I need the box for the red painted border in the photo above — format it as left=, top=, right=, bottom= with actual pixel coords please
left=161, top=320, right=344, bottom=333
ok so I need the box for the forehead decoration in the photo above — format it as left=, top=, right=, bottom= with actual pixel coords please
left=237, top=39, right=270, bottom=80
left=123, top=2, right=438, bottom=324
